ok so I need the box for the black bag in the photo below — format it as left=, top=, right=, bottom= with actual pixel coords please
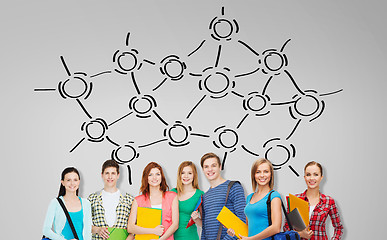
left=42, top=197, right=79, bottom=240
left=267, top=191, right=300, bottom=240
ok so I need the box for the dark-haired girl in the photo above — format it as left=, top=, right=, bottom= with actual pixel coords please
left=42, top=167, right=92, bottom=240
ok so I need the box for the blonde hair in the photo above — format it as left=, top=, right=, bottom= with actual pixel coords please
left=176, top=161, right=200, bottom=193
left=251, top=158, right=274, bottom=192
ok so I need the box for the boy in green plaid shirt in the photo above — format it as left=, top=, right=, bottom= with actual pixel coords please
left=88, top=160, right=135, bottom=240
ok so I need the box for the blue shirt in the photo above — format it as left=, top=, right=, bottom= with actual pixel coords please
left=244, top=190, right=281, bottom=239
left=62, top=197, right=84, bottom=240
left=201, top=180, right=246, bottom=240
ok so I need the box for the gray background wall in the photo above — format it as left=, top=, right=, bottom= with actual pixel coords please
left=1, top=0, right=386, bottom=239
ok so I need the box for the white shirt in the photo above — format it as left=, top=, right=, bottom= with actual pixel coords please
left=309, top=204, right=316, bottom=220
left=102, top=189, right=121, bottom=227
left=151, top=204, right=162, bottom=209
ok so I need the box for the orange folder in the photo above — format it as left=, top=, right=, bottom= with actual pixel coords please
left=216, top=206, right=248, bottom=239
left=288, top=194, right=309, bottom=226
left=136, top=207, right=162, bottom=240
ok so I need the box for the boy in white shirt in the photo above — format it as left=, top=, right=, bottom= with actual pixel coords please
left=88, top=160, right=134, bottom=240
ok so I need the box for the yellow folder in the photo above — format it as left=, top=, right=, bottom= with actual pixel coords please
left=288, top=194, right=309, bottom=226
left=216, top=206, right=248, bottom=239
left=136, top=207, right=162, bottom=240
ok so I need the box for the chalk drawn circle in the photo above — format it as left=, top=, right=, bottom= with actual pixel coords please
left=218, top=129, right=238, bottom=149
left=117, top=52, right=138, bottom=72
left=247, top=94, right=267, bottom=112
left=264, top=52, right=285, bottom=72
left=62, top=77, right=88, bottom=98
left=204, top=72, right=230, bottom=94
left=265, top=145, right=290, bottom=167
left=213, top=19, right=233, bottom=39
left=294, top=95, right=320, bottom=117
left=114, top=145, right=137, bottom=163
left=85, top=121, right=106, bottom=140
left=168, top=124, right=189, bottom=144
left=164, top=59, right=184, bottom=79
left=133, top=97, right=153, bottom=114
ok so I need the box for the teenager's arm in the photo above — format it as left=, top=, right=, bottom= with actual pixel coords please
left=192, top=209, right=202, bottom=227
left=42, top=199, right=66, bottom=240
left=83, top=200, right=92, bottom=240
left=159, top=195, right=179, bottom=240
left=127, top=199, right=165, bottom=236
left=329, top=198, right=343, bottom=240
left=91, top=226, right=110, bottom=239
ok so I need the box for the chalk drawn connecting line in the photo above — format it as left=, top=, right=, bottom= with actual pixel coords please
left=34, top=6, right=343, bottom=183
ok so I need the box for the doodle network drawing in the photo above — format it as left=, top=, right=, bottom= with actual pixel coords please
left=34, top=7, right=342, bottom=185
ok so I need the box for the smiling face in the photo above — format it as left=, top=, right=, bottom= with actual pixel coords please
left=181, top=166, right=194, bottom=186
left=102, top=166, right=119, bottom=188
left=202, top=157, right=221, bottom=182
left=255, top=162, right=271, bottom=187
left=304, top=165, right=323, bottom=189
left=61, top=172, right=80, bottom=194
left=148, top=167, right=162, bottom=187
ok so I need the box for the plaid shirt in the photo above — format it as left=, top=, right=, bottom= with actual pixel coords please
left=284, top=190, right=343, bottom=240
left=88, top=190, right=134, bottom=240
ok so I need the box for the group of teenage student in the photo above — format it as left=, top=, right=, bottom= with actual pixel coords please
left=43, top=152, right=343, bottom=240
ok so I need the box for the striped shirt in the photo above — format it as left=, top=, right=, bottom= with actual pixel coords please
left=201, top=180, right=246, bottom=240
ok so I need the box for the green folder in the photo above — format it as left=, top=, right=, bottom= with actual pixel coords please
left=107, top=227, right=129, bottom=240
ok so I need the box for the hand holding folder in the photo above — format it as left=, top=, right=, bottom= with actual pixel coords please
left=186, top=196, right=202, bottom=229
left=136, top=207, right=162, bottom=240
left=216, top=206, right=248, bottom=239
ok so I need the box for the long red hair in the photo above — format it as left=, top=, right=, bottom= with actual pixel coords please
left=140, top=162, right=169, bottom=197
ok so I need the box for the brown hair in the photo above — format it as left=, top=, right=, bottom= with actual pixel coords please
left=200, top=152, right=221, bottom=168
left=102, top=159, right=120, bottom=174
left=251, top=158, right=274, bottom=192
left=140, top=162, right=169, bottom=197
left=304, top=161, right=323, bottom=176
left=176, top=161, right=200, bottom=193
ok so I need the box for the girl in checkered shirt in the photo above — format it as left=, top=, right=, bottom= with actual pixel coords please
left=284, top=161, right=343, bottom=240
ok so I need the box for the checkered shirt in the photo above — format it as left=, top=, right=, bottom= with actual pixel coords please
left=88, top=190, right=134, bottom=240
left=284, top=190, right=343, bottom=240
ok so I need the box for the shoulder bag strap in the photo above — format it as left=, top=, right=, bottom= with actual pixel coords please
left=57, top=197, right=80, bottom=240
left=266, top=191, right=295, bottom=237
left=216, top=181, right=240, bottom=240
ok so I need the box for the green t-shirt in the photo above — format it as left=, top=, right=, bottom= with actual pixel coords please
left=171, top=188, right=204, bottom=240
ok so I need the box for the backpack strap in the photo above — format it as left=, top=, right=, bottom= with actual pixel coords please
left=266, top=191, right=295, bottom=233
left=57, top=197, right=80, bottom=240
left=216, top=181, right=240, bottom=240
